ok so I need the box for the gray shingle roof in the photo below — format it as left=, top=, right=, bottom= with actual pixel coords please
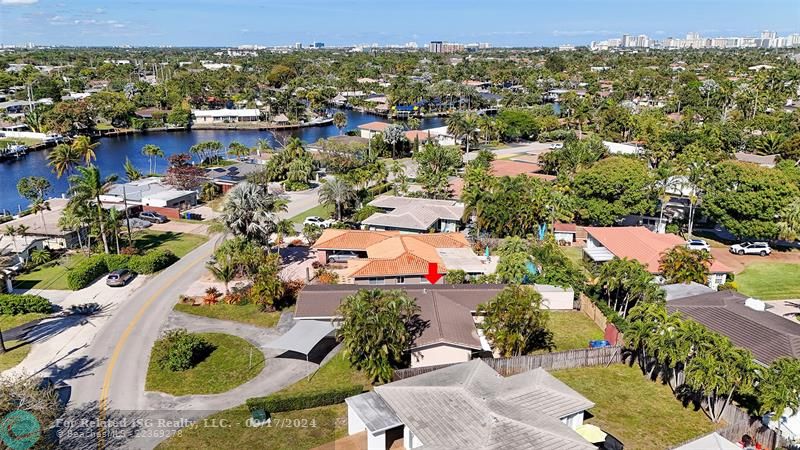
left=363, top=195, right=464, bottom=231
left=373, top=360, right=595, bottom=449
left=662, top=282, right=715, bottom=301
left=345, top=391, right=402, bottom=433
left=668, top=290, right=800, bottom=364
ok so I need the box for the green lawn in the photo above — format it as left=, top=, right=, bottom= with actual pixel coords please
left=548, top=311, right=604, bottom=351
left=157, top=353, right=369, bottom=449
left=736, top=262, right=800, bottom=300
left=174, top=303, right=282, bottom=328
left=0, top=340, right=32, bottom=371
left=0, top=137, right=41, bottom=147
left=133, top=231, right=208, bottom=258
left=562, top=246, right=585, bottom=267
left=145, top=333, right=265, bottom=396
left=289, top=203, right=334, bottom=224
left=13, top=255, right=87, bottom=291
left=552, top=364, right=717, bottom=450
left=0, top=312, right=50, bottom=331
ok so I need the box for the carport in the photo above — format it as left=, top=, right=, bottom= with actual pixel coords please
left=264, top=320, right=336, bottom=362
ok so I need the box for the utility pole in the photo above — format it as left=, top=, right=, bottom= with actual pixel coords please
left=122, top=185, right=133, bottom=248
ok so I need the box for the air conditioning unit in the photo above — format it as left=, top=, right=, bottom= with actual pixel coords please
left=745, top=297, right=766, bottom=312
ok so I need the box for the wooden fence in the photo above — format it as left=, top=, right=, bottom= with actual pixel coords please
left=579, top=293, right=609, bottom=330
left=393, top=346, right=622, bottom=381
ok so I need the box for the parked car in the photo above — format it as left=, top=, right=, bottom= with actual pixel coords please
left=685, top=239, right=711, bottom=252
left=139, top=211, right=168, bottom=223
left=327, top=251, right=358, bottom=264
left=549, top=142, right=564, bottom=149
left=729, top=242, right=771, bottom=256
left=304, top=216, right=335, bottom=228
left=106, top=269, right=135, bottom=287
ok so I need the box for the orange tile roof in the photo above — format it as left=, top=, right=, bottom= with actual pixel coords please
left=490, top=160, right=557, bottom=181
left=314, top=230, right=471, bottom=278
left=585, top=226, right=731, bottom=274
left=404, top=130, right=432, bottom=142
left=357, top=121, right=390, bottom=131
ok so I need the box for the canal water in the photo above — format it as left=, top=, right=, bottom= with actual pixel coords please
left=0, top=110, right=444, bottom=213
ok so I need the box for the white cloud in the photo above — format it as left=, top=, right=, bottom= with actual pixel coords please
left=1, top=0, right=39, bottom=4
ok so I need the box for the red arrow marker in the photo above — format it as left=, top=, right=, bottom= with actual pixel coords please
left=425, top=262, right=443, bottom=284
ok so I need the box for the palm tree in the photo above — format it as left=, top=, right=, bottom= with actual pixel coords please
left=72, top=135, right=100, bottom=165
left=446, top=113, right=467, bottom=150
left=658, top=246, right=711, bottom=284
left=382, top=125, right=407, bottom=159
left=47, top=143, right=81, bottom=179
left=107, top=208, right=122, bottom=253
left=141, top=144, right=164, bottom=174
left=3, top=225, right=19, bottom=253
left=332, top=111, right=347, bottom=135
left=123, top=158, right=142, bottom=181
left=255, top=138, right=272, bottom=156
left=207, top=257, right=236, bottom=295
left=222, top=181, right=288, bottom=246
left=777, top=198, right=800, bottom=241
left=16, top=225, right=29, bottom=248
left=68, top=165, right=118, bottom=254
left=753, top=132, right=785, bottom=155
left=30, top=199, right=50, bottom=235
left=319, top=177, right=356, bottom=220
left=227, top=141, right=250, bottom=160
left=407, top=117, right=421, bottom=130
left=273, top=219, right=295, bottom=246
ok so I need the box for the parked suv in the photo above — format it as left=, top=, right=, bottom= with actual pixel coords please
left=106, top=269, right=135, bottom=287
left=685, top=239, right=711, bottom=252
left=139, top=211, right=168, bottom=223
left=729, top=242, right=771, bottom=256
left=303, top=216, right=335, bottom=228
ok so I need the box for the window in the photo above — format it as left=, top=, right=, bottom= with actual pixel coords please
left=368, top=278, right=385, bottom=285
left=397, top=276, right=405, bottom=284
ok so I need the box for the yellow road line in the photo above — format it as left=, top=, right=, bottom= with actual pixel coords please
left=97, top=251, right=208, bottom=449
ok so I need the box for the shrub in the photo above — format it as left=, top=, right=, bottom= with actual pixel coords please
left=151, top=329, right=214, bottom=372
left=104, top=254, right=132, bottom=271
left=0, top=294, right=52, bottom=315
left=129, top=249, right=178, bottom=274
left=67, top=255, right=109, bottom=290
left=246, top=385, right=364, bottom=414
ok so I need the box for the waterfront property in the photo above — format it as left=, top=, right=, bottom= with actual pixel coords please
left=344, top=359, right=595, bottom=449
left=312, top=229, right=496, bottom=284
left=361, top=195, right=464, bottom=233
left=357, top=121, right=390, bottom=139
left=191, top=108, right=261, bottom=124
left=294, top=284, right=576, bottom=368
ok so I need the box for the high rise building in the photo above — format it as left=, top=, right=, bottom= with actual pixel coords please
left=760, top=30, right=777, bottom=39
left=429, top=41, right=443, bottom=53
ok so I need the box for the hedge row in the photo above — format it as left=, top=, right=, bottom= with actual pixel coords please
left=245, top=385, right=364, bottom=414
left=66, top=249, right=179, bottom=290
left=0, top=294, right=52, bottom=315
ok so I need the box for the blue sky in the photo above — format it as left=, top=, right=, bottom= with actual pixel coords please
left=1, top=0, right=798, bottom=47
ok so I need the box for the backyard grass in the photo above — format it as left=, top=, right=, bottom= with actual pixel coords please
left=552, top=364, right=717, bottom=450
left=289, top=203, right=334, bottom=224
left=157, top=353, right=369, bottom=450
left=736, top=262, right=800, bottom=300
left=562, top=246, right=585, bottom=267
left=145, top=332, right=265, bottom=396
left=548, top=311, right=604, bottom=351
left=174, top=303, right=282, bottom=328
left=133, top=231, right=208, bottom=258
left=13, top=255, right=87, bottom=291
left=0, top=312, right=50, bottom=331
left=0, top=340, right=32, bottom=371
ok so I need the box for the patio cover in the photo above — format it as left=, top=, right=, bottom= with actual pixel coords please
left=264, top=320, right=335, bottom=356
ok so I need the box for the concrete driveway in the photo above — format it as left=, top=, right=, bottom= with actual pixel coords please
left=149, top=220, right=209, bottom=235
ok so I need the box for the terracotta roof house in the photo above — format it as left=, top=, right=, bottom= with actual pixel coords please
left=734, top=152, right=777, bottom=168
left=295, top=284, right=575, bottom=367
left=357, top=121, right=390, bottom=139
left=449, top=160, right=556, bottom=198
left=667, top=290, right=800, bottom=365
left=312, top=229, right=496, bottom=284
left=403, top=129, right=433, bottom=143
left=344, top=359, right=595, bottom=449
left=584, top=227, right=732, bottom=289
left=361, top=195, right=464, bottom=233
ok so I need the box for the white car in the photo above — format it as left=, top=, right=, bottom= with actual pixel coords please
left=549, top=142, right=564, bottom=150
left=685, top=239, right=711, bottom=252
left=729, top=242, right=771, bottom=256
left=303, top=216, right=335, bottom=228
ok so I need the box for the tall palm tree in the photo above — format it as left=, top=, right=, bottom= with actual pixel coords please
left=3, top=225, right=19, bottom=253
left=222, top=181, right=288, bottom=246
left=141, top=144, right=164, bottom=174
left=72, top=135, right=100, bottom=165
left=47, top=143, right=81, bottom=179
left=30, top=199, right=50, bottom=235
left=123, top=158, right=143, bottom=182
left=319, top=177, right=356, bottom=220
left=16, top=224, right=30, bottom=247
left=227, top=141, right=250, bottom=160
left=68, top=165, right=118, bottom=254
left=332, top=111, right=347, bottom=135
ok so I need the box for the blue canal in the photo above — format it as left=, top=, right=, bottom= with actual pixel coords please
left=1, top=110, right=444, bottom=213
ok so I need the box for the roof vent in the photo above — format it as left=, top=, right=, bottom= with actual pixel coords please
left=744, top=297, right=766, bottom=312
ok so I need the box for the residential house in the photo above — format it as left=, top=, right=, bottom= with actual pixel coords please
left=661, top=282, right=714, bottom=301
left=602, top=141, right=643, bottom=155
left=344, top=359, right=595, bottom=449
left=191, top=108, right=261, bottom=124
left=3, top=198, right=87, bottom=250
left=421, top=126, right=457, bottom=146
left=357, top=121, right=390, bottom=139
left=583, top=226, right=731, bottom=289
left=204, top=162, right=263, bottom=193
left=361, top=195, right=464, bottom=233
left=312, top=229, right=497, bottom=284
left=295, top=284, right=576, bottom=368
left=554, top=222, right=578, bottom=244
left=100, top=177, right=197, bottom=218
left=449, top=159, right=556, bottom=198
left=734, top=152, right=777, bottom=168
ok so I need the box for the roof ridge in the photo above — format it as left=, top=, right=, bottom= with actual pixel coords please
left=430, top=291, right=445, bottom=341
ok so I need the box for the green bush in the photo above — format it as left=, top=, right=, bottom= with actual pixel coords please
left=104, top=254, right=132, bottom=271
left=66, top=255, right=109, bottom=290
left=129, top=249, right=178, bottom=274
left=246, top=385, right=364, bottom=414
left=151, top=328, right=214, bottom=372
left=0, top=294, right=52, bottom=315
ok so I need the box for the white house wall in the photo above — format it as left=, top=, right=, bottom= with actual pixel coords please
left=410, top=344, right=472, bottom=368
left=347, top=405, right=367, bottom=435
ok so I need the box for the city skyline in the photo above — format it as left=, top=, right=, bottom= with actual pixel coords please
left=1, top=0, right=798, bottom=48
